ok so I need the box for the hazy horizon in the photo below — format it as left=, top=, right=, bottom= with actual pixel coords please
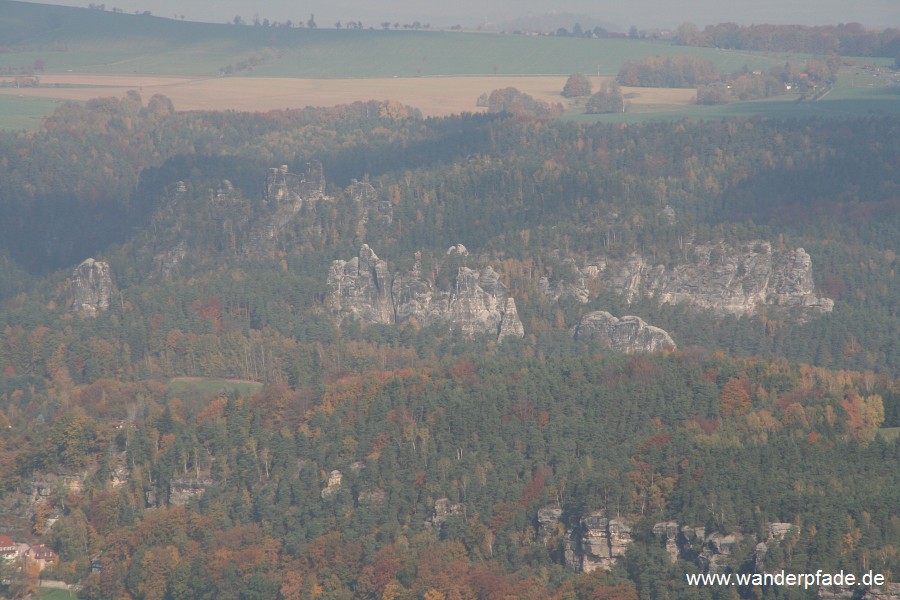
left=12, top=0, right=900, bottom=30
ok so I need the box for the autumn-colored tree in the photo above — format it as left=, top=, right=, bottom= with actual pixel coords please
left=585, top=82, right=624, bottom=114
left=841, top=392, right=884, bottom=443
left=562, top=73, right=593, bottom=97
left=720, top=376, right=752, bottom=418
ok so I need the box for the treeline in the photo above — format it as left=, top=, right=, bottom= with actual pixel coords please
left=618, top=56, right=721, bottom=88
left=617, top=55, right=839, bottom=106
left=673, top=21, right=900, bottom=58
left=482, top=87, right=564, bottom=118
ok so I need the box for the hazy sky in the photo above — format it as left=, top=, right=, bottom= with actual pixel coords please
left=16, top=0, right=900, bottom=30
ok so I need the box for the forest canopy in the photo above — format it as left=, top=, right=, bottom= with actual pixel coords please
left=0, top=92, right=898, bottom=598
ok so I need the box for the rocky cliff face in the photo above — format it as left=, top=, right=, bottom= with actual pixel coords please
left=540, top=510, right=797, bottom=577
left=327, top=244, right=394, bottom=324
left=578, top=513, right=634, bottom=572
left=349, top=179, right=393, bottom=225
left=571, top=311, right=676, bottom=353
left=248, top=164, right=333, bottom=258
left=265, top=161, right=325, bottom=202
left=327, top=245, right=524, bottom=342
left=652, top=521, right=680, bottom=563
left=541, top=240, right=833, bottom=322
left=498, top=297, right=525, bottom=343
left=70, top=258, right=115, bottom=316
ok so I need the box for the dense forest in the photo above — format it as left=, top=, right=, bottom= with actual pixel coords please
left=0, top=93, right=899, bottom=599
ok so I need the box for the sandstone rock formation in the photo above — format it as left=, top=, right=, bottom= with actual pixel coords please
left=652, top=521, right=680, bottom=563
left=248, top=165, right=332, bottom=258
left=535, top=509, right=637, bottom=573
left=540, top=240, right=833, bottom=322
left=327, top=245, right=525, bottom=342
left=349, top=179, right=393, bottom=225
left=754, top=522, right=793, bottom=569
left=327, top=244, right=394, bottom=324
left=498, top=297, right=525, bottom=342
left=442, top=266, right=508, bottom=336
left=701, top=533, right=741, bottom=574
left=538, top=259, right=605, bottom=304
left=428, top=498, right=464, bottom=528
left=321, top=470, right=343, bottom=499
left=70, top=258, right=115, bottom=316
left=168, top=478, right=212, bottom=506
left=571, top=311, right=675, bottom=353
left=578, top=513, right=634, bottom=572
left=265, top=161, right=325, bottom=202
left=538, top=512, right=810, bottom=576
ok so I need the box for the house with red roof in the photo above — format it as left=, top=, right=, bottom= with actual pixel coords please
left=0, top=535, right=18, bottom=560
left=27, top=545, right=57, bottom=571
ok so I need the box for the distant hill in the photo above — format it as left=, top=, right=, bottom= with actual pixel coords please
left=0, top=0, right=790, bottom=78
left=498, top=12, right=623, bottom=35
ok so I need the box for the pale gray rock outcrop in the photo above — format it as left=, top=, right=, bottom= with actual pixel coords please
left=153, top=241, right=187, bottom=280
left=636, top=243, right=833, bottom=319
left=428, top=498, right=464, bottom=527
left=498, top=297, right=525, bottom=342
left=70, top=258, right=115, bottom=316
left=321, top=470, right=342, bottom=499
left=392, top=260, right=435, bottom=323
left=443, top=266, right=506, bottom=336
left=540, top=240, right=833, bottom=322
left=349, top=179, right=393, bottom=225
left=327, top=244, right=393, bottom=324
left=265, top=161, right=325, bottom=202
left=538, top=260, right=605, bottom=304
left=327, top=246, right=525, bottom=341
left=169, top=478, right=212, bottom=506
left=248, top=165, right=332, bottom=257
left=571, top=311, right=675, bottom=353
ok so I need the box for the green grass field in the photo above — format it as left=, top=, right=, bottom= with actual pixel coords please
left=2, top=32, right=795, bottom=79
left=40, top=588, right=78, bottom=600
left=0, top=95, right=66, bottom=130
left=0, top=1, right=797, bottom=78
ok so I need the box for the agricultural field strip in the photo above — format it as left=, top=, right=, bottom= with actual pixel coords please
left=5, top=74, right=673, bottom=117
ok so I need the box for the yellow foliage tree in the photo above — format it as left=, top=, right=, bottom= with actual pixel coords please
left=720, top=376, right=752, bottom=418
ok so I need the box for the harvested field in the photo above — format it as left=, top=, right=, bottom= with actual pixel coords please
left=2, top=73, right=563, bottom=117
left=0, top=73, right=697, bottom=119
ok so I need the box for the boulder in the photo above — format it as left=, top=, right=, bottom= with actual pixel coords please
left=571, top=311, right=675, bottom=353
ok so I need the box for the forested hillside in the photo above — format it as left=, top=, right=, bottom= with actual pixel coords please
left=0, top=93, right=898, bottom=598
